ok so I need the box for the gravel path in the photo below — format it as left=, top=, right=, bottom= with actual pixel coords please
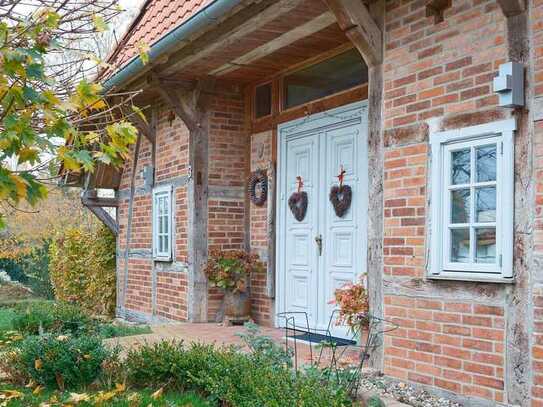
left=358, top=374, right=462, bottom=407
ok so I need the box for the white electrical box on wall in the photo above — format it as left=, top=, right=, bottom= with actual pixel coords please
left=493, top=62, right=524, bottom=108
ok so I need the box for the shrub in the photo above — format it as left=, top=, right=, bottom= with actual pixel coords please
left=10, top=334, right=117, bottom=389
left=17, top=242, right=54, bottom=299
left=49, top=225, right=116, bottom=316
left=125, top=340, right=352, bottom=407
left=12, top=301, right=92, bottom=336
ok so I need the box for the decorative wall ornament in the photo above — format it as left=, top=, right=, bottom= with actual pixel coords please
left=288, top=176, right=308, bottom=222
left=329, top=166, right=352, bottom=218
left=248, top=169, right=268, bottom=206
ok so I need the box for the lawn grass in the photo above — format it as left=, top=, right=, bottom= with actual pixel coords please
left=98, top=323, right=152, bottom=339
left=0, top=306, right=15, bottom=331
left=0, top=385, right=211, bottom=406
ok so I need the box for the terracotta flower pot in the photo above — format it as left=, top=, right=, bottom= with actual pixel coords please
left=224, top=289, right=251, bottom=325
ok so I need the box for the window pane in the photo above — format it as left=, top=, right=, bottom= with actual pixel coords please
left=475, top=227, right=496, bottom=264
left=451, top=228, right=470, bottom=263
left=283, top=49, right=368, bottom=109
left=255, top=83, right=272, bottom=118
left=451, top=189, right=470, bottom=223
left=476, top=145, right=496, bottom=182
left=159, top=236, right=164, bottom=253
left=451, top=149, right=470, bottom=185
left=476, top=187, right=496, bottom=222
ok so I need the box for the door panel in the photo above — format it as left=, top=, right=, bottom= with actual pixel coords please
left=283, top=134, right=319, bottom=328
left=277, top=101, right=368, bottom=338
left=320, top=124, right=367, bottom=336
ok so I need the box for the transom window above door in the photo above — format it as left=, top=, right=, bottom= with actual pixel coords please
left=430, top=119, right=515, bottom=282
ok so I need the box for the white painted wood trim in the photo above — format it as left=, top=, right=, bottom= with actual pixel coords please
left=152, top=184, right=173, bottom=261
left=275, top=100, right=368, bottom=328
left=428, top=118, right=516, bottom=282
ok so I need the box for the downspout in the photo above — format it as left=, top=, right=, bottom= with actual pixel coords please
left=103, top=0, right=246, bottom=92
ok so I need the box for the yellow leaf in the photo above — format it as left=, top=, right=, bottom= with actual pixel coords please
left=10, top=174, right=27, bottom=200
left=115, top=383, right=126, bottom=393
left=68, top=392, right=90, bottom=403
left=18, top=147, right=39, bottom=163
left=83, top=354, right=91, bottom=360
left=33, top=385, right=44, bottom=395
left=34, top=358, right=43, bottom=370
left=150, top=388, right=163, bottom=400
left=1, top=389, right=23, bottom=400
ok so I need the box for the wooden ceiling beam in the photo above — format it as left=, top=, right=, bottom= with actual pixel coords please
left=209, top=11, right=337, bottom=77
left=497, top=0, right=526, bottom=16
left=324, top=0, right=382, bottom=67
left=160, top=0, right=305, bottom=76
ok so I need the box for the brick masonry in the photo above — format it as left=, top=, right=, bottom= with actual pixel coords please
left=111, top=0, right=543, bottom=404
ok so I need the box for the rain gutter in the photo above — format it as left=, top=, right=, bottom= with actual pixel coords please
left=102, top=0, right=245, bottom=92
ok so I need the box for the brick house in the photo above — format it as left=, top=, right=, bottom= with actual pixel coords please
left=74, top=0, right=543, bottom=405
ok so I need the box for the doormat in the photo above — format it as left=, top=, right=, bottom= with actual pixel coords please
left=288, top=330, right=357, bottom=346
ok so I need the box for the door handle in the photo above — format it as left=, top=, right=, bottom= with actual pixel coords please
left=315, top=234, right=322, bottom=256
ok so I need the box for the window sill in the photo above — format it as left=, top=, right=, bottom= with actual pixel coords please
left=427, top=274, right=515, bottom=284
left=153, top=257, right=172, bottom=263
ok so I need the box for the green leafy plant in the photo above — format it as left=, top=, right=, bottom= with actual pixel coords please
left=0, top=3, right=139, bottom=229
left=125, top=339, right=353, bottom=406
left=12, top=301, right=91, bottom=336
left=237, top=322, right=293, bottom=368
left=204, top=249, right=260, bottom=293
left=7, top=334, right=118, bottom=389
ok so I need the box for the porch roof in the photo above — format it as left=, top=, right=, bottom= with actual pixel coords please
left=101, top=0, right=350, bottom=92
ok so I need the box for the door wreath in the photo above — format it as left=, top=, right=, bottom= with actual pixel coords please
left=329, top=166, right=352, bottom=218
left=288, top=176, right=308, bottom=222
left=248, top=169, right=267, bottom=206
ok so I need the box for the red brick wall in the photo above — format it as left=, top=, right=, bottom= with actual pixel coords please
left=249, top=130, right=274, bottom=326
left=206, top=89, right=249, bottom=321
left=385, top=296, right=505, bottom=402
left=117, top=104, right=190, bottom=322
left=382, top=0, right=511, bottom=403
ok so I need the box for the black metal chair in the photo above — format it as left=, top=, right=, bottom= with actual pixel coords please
left=276, top=310, right=398, bottom=396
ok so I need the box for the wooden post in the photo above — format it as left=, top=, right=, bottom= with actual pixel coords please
left=154, top=75, right=214, bottom=322
left=503, top=7, right=531, bottom=406
left=325, top=0, right=385, bottom=371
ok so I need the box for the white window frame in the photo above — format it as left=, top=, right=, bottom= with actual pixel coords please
left=429, top=119, right=515, bottom=282
left=152, top=185, right=173, bottom=261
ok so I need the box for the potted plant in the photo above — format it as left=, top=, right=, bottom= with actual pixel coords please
left=330, top=275, right=369, bottom=339
left=204, top=249, right=260, bottom=325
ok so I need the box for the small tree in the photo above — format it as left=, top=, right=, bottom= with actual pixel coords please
left=0, top=1, right=142, bottom=227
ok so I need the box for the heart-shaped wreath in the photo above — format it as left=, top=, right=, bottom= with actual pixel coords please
left=248, top=169, right=267, bottom=206
left=288, top=191, right=308, bottom=222
left=329, top=185, right=352, bottom=218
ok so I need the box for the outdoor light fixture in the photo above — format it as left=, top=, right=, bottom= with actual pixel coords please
left=493, top=62, right=524, bottom=108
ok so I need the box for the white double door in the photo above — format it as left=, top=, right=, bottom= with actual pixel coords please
left=277, top=101, right=368, bottom=338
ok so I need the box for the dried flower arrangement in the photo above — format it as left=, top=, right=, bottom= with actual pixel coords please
left=330, top=276, right=369, bottom=335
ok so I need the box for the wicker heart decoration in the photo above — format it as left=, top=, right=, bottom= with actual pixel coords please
left=329, top=184, right=352, bottom=218
left=288, top=191, right=308, bottom=222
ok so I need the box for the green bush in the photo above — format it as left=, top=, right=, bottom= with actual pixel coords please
left=12, top=301, right=92, bottom=336
left=11, top=334, right=117, bottom=389
left=49, top=225, right=116, bottom=316
left=17, top=242, right=54, bottom=299
left=125, top=340, right=352, bottom=407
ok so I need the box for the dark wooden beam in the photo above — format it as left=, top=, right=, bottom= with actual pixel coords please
left=152, top=74, right=215, bottom=322
left=425, top=0, right=451, bottom=23
left=83, top=203, right=119, bottom=235
left=497, top=0, right=525, bottom=17
left=324, top=0, right=382, bottom=67
left=209, top=11, right=336, bottom=76
left=81, top=195, right=119, bottom=207
left=160, top=0, right=305, bottom=76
